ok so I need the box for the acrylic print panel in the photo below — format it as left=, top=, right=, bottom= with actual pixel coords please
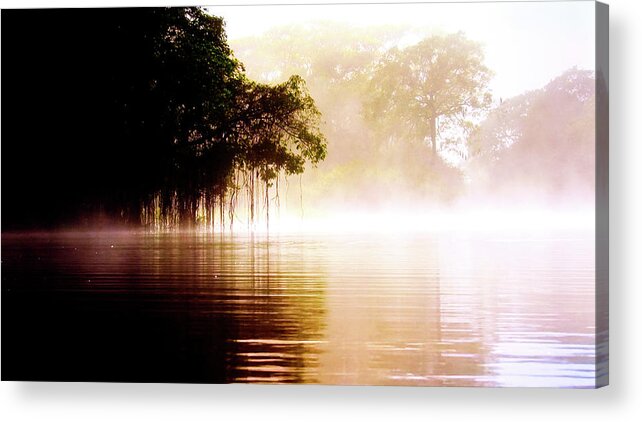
left=0, top=1, right=608, bottom=388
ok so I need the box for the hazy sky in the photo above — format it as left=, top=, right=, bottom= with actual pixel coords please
left=209, top=1, right=595, bottom=99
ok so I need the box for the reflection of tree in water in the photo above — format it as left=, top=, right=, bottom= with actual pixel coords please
left=221, top=235, right=328, bottom=383
left=3, top=232, right=595, bottom=386
left=128, top=233, right=328, bottom=383
left=316, top=235, right=488, bottom=386
left=2, top=233, right=327, bottom=383
left=139, top=233, right=328, bottom=383
left=434, top=236, right=492, bottom=386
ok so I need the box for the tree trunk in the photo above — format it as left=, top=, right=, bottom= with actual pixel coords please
left=430, top=116, right=437, bottom=156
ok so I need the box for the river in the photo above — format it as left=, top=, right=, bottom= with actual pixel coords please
left=1, top=230, right=597, bottom=387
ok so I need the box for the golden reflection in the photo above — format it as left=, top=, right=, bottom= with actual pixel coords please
left=2, top=230, right=595, bottom=386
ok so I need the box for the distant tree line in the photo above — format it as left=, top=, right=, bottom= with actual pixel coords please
left=467, top=68, right=596, bottom=203
left=1, top=7, right=326, bottom=230
left=2, top=14, right=597, bottom=230
left=232, top=23, right=596, bottom=209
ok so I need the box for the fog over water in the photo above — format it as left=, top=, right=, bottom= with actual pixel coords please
left=214, top=4, right=597, bottom=233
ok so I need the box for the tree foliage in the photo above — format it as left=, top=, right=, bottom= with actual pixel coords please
left=366, top=32, right=493, bottom=156
left=467, top=68, right=596, bottom=202
left=1, top=7, right=326, bottom=230
left=232, top=23, right=470, bottom=207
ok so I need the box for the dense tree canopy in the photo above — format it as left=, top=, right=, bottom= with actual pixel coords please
left=1, top=8, right=326, bottom=230
left=233, top=24, right=595, bottom=211
left=2, top=12, right=596, bottom=229
left=466, top=68, right=596, bottom=203
left=366, top=32, right=493, bottom=157
left=233, top=26, right=488, bottom=207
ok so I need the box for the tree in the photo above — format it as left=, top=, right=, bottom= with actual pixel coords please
left=232, top=23, right=471, bottom=207
left=223, top=75, right=326, bottom=228
left=366, top=32, right=492, bottom=157
left=1, top=7, right=326, bottom=230
left=130, top=10, right=327, bottom=229
left=113, top=7, right=248, bottom=225
left=232, top=22, right=413, bottom=165
left=466, top=68, right=596, bottom=203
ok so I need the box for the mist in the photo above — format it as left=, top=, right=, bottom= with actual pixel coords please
left=227, top=21, right=597, bottom=232
left=1, top=9, right=598, bottom=233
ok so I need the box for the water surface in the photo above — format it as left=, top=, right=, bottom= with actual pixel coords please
left=2, top=230, right=596, bottom=387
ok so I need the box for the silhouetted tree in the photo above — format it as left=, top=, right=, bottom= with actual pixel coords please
left=1, top=7, right=326, bottom=230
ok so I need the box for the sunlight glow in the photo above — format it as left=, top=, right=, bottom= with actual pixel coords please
left=234, top=207, right=595, bottom=235
left=212, top=1, right=595, bottom=99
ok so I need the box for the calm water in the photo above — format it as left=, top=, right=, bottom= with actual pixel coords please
left=1, top=230, right=597, bottom=387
